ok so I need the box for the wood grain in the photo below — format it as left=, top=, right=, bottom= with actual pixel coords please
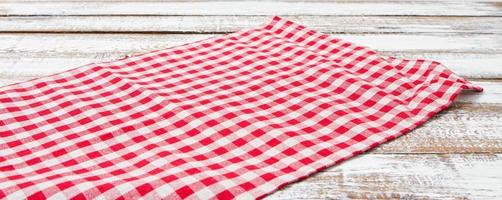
left=1, top=33, right=496, bottom=53
left=266, top=154, right=502, bottom=199
left=1, top=1, right=501, bottom=16
left=374, top=103, right=502, bottom=153
left=0, top=33, right=500, bottom=79
left=1, top=53, right=500, bottom=79
left=456, top=81, right=502, bottom=104
left=1, top=16, right=501, bottom=34
left=1, top=0, right=501, bottom=198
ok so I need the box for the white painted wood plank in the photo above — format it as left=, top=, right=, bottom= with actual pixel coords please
left=0, top=1, right=501, bottom=16
left=375, top=103, right=502, bottom=153
left=0, top=33, right=500, bottom=79
left=2, top=53, right=499, bottom=79
left=1, top=16, right=501, bottom=34
left=1, top=33, right=498, bottom=56
left=266, top=154, right=502, bottom=199
left=457, top=82, right=502, bottom=103
left=380, top=52, right=502, bottom=79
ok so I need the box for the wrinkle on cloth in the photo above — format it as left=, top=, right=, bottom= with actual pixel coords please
left=0, top=16, right=482, bottom=200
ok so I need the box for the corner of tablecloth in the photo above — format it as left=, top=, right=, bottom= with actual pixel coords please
left=263, top=16, right=327, bottom=40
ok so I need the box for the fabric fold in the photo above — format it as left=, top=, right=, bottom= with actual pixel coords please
left=0, top=16, right=482, bottom=200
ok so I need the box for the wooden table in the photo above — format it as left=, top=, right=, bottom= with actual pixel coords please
left=1, top=1, right=501, bottom=199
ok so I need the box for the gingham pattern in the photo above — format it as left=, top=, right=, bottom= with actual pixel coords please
left=0, top=16, right=482, bottom=200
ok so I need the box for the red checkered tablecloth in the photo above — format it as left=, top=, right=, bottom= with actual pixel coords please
left=0, top=16, right=482, bottom=199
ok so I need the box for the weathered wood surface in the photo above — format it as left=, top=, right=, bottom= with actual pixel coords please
left=3, top=33, right=497, bottom=54
left=1, top=16, right=501, bottom=34
left=374, top=103, right=502, bottom=154
left=1, top=1, right=501, bottom=16
left=1, top=0, right=501, bottom=199
left=267, top=154, right=502, bottom=199
left=0, top=33, right=501, bottom=79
